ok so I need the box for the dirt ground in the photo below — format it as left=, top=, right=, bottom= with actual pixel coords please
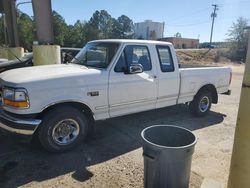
left=0, top=63, right=244, bottom=188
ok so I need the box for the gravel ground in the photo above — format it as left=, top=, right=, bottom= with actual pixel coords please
left=0, top=64, right=244, bottom=188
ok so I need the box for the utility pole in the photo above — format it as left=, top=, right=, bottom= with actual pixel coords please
left=209, top=4, right=218, bottom=48
left=3, top=0, right=20, bottom=47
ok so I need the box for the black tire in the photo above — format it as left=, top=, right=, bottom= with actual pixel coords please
left=38, top=106, right=89, bottom=152
left=189, top=91, right=212, bottom=117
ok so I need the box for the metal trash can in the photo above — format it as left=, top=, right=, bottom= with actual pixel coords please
left=141, top=125, right=197, bottom=188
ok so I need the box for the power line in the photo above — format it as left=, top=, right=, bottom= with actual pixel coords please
left=166, top=7, right=211, bottom=24
left=209, top=4, right=219, bottom=48
left=217, top=0, right=250, bottom=6
left=167, top=20, right=210, bottom=27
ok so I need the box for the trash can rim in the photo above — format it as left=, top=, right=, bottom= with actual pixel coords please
left=141, top=125, right=197, bottom=149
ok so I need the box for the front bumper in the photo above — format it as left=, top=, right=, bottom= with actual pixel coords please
left=0, top=109, right=42, bottom=135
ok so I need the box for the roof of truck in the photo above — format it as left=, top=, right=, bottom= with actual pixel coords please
left=90, top=39, right=172, bottom=45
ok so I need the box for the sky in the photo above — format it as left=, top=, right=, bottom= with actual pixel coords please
left=18, top=0, right=250, bottom=42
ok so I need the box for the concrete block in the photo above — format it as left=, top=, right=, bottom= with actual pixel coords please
left=0, top=48, right=8, bottom=59
left=7, top=47, right=24, bottom=60
left=33, top=45, right=61, bottom=66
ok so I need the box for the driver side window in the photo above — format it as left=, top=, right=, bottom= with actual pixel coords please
left=114, top=45, right=152, bottom=72
left=114, top=51, right=126, bottom=72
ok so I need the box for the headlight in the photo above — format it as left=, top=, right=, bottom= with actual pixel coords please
left=3, top=88, right=15, bottom=100
left=15, top=91, right=27, bottom=101
left=2, top=87, right=29, bottom=108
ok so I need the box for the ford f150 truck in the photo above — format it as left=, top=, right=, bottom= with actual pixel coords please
left=0, top=40, right=231, bottom=152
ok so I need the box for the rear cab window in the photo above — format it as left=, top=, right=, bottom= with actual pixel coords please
left=115, top=45, right=152, bottom=72
left=156, top=45, right=175, bottom=72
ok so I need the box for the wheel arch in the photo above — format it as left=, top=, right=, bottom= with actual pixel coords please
left=37, top=101, right=95, bottom=123
left=196, top=84, right=218, bottom=104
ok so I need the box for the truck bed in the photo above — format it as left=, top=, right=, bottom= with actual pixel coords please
left=179, top=63, right=219, bottom=68
left=177, top=66, right=231, bottom=104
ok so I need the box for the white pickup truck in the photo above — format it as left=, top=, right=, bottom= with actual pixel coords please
left=0, top=39, right=231, bottom=152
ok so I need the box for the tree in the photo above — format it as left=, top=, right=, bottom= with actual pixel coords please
left=0, top=11, right=35, bottom=50
left=117, top=15, right=134, bottom=38
left=98, top=10, right=113, bottom=38
left=64, top=20, right=87, bottom=47
left=52, top=11, right=68, bottom=46
left=84, top=22, right=99, bottom=42
left=227, top=17, right=249, bottom=62
left=86, top=10, right=113, bottom=40
left=0, top=15, right=6, bottom=46
left=1, top=9, right=135, bottom=49
left=109, top=18, right=123, bottom=39
left=17, top=11, right=35, bottom=50
left=85, top=10, right=134, bottom=41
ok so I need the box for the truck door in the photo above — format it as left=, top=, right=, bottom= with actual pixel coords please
left=108, top=45, right=157, bottom=117
left=155, top=45, right=180, bottom=108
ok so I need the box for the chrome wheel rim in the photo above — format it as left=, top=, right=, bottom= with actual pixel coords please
left=199, top=96, right=210, bottom=112
left=52, top=119, right=80, bottom=145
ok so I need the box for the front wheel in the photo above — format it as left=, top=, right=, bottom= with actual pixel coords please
left=38, top=106, right=89, bottom=152
left=189, top=91, right=212, bottom=117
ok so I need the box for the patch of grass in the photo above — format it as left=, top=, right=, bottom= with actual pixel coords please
left=176, top=48, right=231, bottom=65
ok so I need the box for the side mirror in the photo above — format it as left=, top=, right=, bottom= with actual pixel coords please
left=129, top=64, right=143, bottom=74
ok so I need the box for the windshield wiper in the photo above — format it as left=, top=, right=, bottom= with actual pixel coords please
left=65, top=53, right=89, bottom=69
left=64, top=52, right=82, bottom=65
left=7, top=49, right=23, bottom=63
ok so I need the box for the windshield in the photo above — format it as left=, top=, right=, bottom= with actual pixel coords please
left=71, top=42, right=120, bottom=68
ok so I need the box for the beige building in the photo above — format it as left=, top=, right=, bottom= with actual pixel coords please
left=134, top=20, right=165, bottom=40
left=158, top=37, right=199, bottom=49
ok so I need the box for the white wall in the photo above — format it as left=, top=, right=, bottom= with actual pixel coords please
left=134, top=20, right=165, bottom=40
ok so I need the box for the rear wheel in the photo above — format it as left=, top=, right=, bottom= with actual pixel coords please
left=189, top=91, right=212, bottom=117
left=38, top=106, right=89, bottom=152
